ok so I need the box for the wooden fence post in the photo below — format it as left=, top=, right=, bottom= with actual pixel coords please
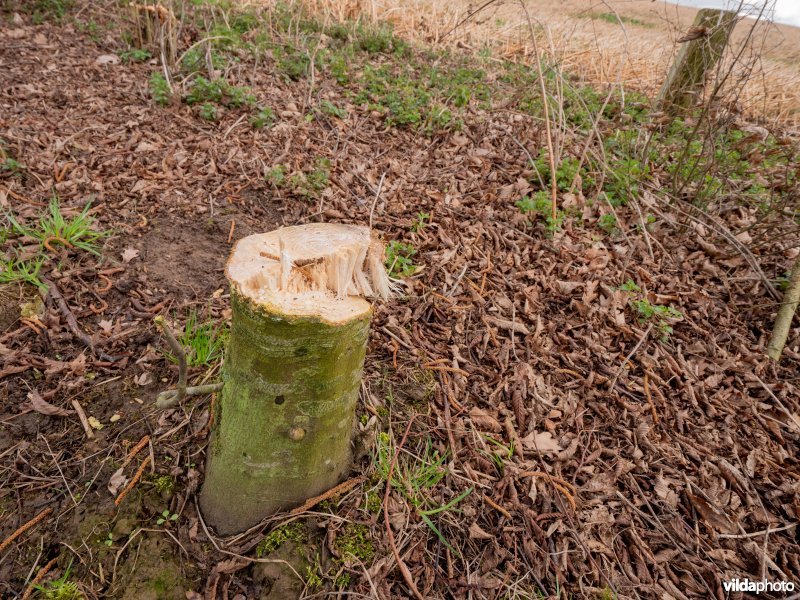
left=656, top=9, right=738, bottom=114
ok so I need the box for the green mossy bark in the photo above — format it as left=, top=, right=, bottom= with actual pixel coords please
left=200, top=290, right=370, bottom=535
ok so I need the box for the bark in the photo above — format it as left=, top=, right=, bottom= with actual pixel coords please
left=766, top=256, right=800, bottom=362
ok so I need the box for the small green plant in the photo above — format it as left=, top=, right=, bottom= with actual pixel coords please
left=363, top=490, right=382, bottom=514
left=517, top=191, right=565, bottom=232
left=425, top=105, right=458, bottom=133
left=265, top=164, right=287, bottom=187
left=151, top=474, right=175, bottom=495
left=250, top=106, right=275, bottom=129
left=277, top=158, right=331, bottom=199
left=479, top=433, right=514, bottom=473
left=328, top=53, right=351, bottom=85
left=150, top=72, right=172, bottom=106
left=319, top=100, right=347, bottom=119
left=622, top=290, right=683, bottom=340
left=6, top=197, right=110, bottom=255
left=411, top=212, right=430, bottom=232
left=305, top=561, right=323, bottom=590
left=103, top=532, right=114, bottom=547
left=155, top=509, right=179, bottom=526
left=274, top=47, right=311, bottom=81
left=357, top=65, right=431, bottom=128
left=198, top=103, right=218, bottom=121
left=618, top=279, right=641, bottom=292
left=1, top=158, right=24, bottom=176
left=185, top=77, right=255, bottom=109
left=255, top=521, right=307, bottom=557
left=31, top=0, right=73, bottom=23
left=356, top=23, right=399, bottom=54
left=120, top=48, right=151, bottom=63
left=172, top=312, right=227, bottom=367
left=632, top=299, right=682, bottom=337
left=533, top=155, right=585, bottom=193
left=76, top=19, right=103, bottom=42
left=334, top=572, right=351, bottom=588
left=33, top=560, right=83, bottom=600
left=180, top=46, right=226, bottom=74
left=302, top=158, right=330, bottom=197
left=598, top=213, right=617, bottom=235
left=0, top=257, right=46, bottom=289
left=385, top=241, right=416, bottom=277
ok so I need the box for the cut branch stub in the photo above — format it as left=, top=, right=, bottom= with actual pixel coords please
left=199, top=223, right=389, bottom=535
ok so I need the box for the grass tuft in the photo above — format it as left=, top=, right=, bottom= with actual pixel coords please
left=6, top=197, right=110, bottom=255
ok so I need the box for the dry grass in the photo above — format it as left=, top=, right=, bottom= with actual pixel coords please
left=293, top=0, right=800, bottom=127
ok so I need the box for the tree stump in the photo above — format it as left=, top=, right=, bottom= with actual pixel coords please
left=200, top=224, right=389, bottom=535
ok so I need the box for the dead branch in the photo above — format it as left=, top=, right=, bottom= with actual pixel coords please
left=153, top=316, right=224, bottom=408
left=766, top=255, right=800, bottom=362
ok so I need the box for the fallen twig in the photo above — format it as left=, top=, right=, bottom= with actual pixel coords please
left=71, top=400, right=94, bottom=440
left=0, top=508, right=52, bottom=554
left=766, top=254, right=800, bottom=362
left=520, top=471, right=577, bottom=511
left=121, top=435, right=150, bottom=470
left=153, top=316, right=224, bottom=408
left=21, top=556, right=59, bottom=600
left=42, top=277, right=116, bottom=362
left=156, top=383, right=224, bottom=409
left=289, top=476, right=365, bottom=516
left=114, top=456, right=151, bottom=506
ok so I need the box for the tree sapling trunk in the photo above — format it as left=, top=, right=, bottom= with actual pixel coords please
left=200, top=223, right=390, bottom=535
left=766, top=255, right=800, bottom=362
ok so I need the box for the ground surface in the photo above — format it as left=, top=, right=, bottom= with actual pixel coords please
left=0, top=1, right=799, bottom=599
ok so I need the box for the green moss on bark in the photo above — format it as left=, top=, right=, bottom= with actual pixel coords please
left=200, top=290, right=370, bottom=534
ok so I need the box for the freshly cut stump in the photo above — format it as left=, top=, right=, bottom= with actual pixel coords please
left=200, top=223, right=389, bottom=535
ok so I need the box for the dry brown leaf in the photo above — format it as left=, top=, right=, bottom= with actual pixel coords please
left=22, top=391, right=72, bottom=417
left=121, top=247, right=140, bottom=263
left=521, top=430, right=560, bottom=454
left=98, top=319, right=113, bottom=335
left=468, top=522, right=494, bottom=540
left=108, top=467, right=128, bottom=496
left=687, top=493, right=738, bottom=534
left=485, top=316, right=530, bottom=335
left=468, top=407, right=501, bottom=432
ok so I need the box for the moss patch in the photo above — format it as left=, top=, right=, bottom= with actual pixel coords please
left=256, top=521, right=308, bottom=557
left=333, top=523, right=375, bottom=564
